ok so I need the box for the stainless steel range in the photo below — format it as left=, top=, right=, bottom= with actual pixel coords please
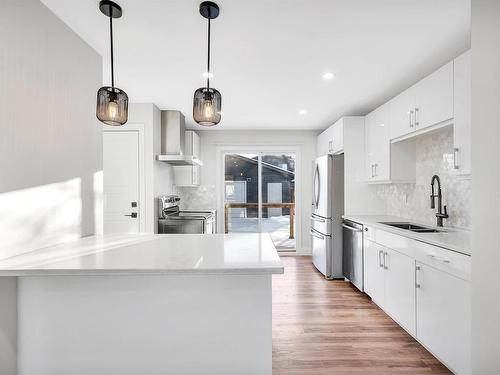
left=158, top=195, right=216, bottom=234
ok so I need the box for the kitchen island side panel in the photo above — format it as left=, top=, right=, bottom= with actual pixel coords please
left=18, top=274, right=272, bottom=375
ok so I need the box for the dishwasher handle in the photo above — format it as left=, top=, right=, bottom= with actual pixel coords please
left=342, top=223, right=363, bottom=232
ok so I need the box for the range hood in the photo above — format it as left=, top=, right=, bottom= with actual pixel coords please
left=156, top=110, right=203, bottom=166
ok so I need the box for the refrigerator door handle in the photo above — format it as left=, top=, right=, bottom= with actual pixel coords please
left=310, top=228, right=326, bottom=240
left=313, top=164, right=320, bottom=209
left=311, top=215, right=326, bottom=223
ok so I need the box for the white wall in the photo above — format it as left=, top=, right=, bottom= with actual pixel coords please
left=0, top=0, right=102, bottom=260
left=176, top=130, right=318, bottom=254
left=0, top=1, right=103, bottom=374
left=471, top=0, right=500, bottom=372
left=124, top=103, right=174, bottom=233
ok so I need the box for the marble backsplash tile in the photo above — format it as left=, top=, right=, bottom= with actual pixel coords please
left=175, top=185, right=217, bottom=210
left=375, top=127, right=471, bottom=229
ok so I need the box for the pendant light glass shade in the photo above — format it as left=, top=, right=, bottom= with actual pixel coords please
left=193, top=87, right=221, bottom=126
left=96, top=0, right=128, bottom=126
left=194, top=2, right=221, bottom=127
left=96, top=86, right=128, bottom=126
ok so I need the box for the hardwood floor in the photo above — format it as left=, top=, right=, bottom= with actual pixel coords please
left=272, top=256, right=451, bottom=375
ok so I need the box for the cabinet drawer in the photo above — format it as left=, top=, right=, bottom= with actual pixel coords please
left=364, top=225, right=470, bottom=281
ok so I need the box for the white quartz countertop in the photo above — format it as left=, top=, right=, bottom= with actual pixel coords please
left=343, top=215, right=471, bottom=256
left=0, top=233, right=284, bottom=276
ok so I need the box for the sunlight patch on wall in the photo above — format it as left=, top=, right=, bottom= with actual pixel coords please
left=0, top=178, right=82, bottom=261
left=93, top=170, right=104, bottom=235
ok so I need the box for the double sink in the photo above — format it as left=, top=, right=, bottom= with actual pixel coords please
left=379, top=222, right=444, bottom=233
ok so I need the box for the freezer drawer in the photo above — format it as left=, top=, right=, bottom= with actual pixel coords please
left=311, top=228, right=332, bottom=278
left=310, top=214, right=331, bottom=235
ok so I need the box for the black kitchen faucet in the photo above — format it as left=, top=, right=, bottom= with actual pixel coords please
left=430, top=175, right=449, bottom=227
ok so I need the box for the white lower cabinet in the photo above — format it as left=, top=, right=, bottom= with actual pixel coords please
left=384, top=248, right=416, bottom=336
left=363, top=228, right=471, bottom=375
left=416, top=262, right=471, bottom=375
left=363, top=239, right=385, bottom=306
left=363, top=240, right=415, bottom=335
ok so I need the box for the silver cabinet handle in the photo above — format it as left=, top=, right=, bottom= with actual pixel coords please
left=453, top=148, right=460, bottom=170
left=328, top=140, right=333, bottom=153
left=415, top=265, right=421, bottom=288
left=342, top=224, right=362, bottom=232
left=374, top=164, right=378, bottom=177
left=414, top=107, right=419, bottom=127
left=427, top=254, right=451, bottom=264
left=383, top=252, right=388, bottom=269
left=378, top=250, right=384, bottom=268
left=408, top=110, right=414, bottom=128
left=371, top=164, right=374, bottom=178
left=311, top=215, right=326, bottom=223
left=310, top=228, right=325, bottom=240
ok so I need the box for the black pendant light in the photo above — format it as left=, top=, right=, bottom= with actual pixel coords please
left=193, top=1, right=222, bottom=126
left=96, top=0, right=128, bottom=126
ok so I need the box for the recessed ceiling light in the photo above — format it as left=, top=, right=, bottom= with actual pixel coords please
left=322, top=72, right=335, bottom=80
left=299, top=109, right=307, bottom=115
left=202, top=71, right=213, bottom=79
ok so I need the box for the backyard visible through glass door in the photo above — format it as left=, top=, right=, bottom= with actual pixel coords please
left=224, top=152, right=296, bottom=251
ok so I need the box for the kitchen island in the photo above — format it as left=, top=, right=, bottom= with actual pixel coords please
left=0, top=233, right=283, bottom=375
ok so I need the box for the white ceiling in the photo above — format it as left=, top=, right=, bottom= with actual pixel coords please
left=41, top=0, right=470, bottom=130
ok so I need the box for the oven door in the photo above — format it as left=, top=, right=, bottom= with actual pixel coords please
left=158, top=218, right=205, bottom=234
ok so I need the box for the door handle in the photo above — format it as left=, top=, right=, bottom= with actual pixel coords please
left=383, top=252, right=388, bottom=269
left=414, top=107, right=419, bottom=127
left=124, top=212, right=138, bottom=218
left=378, top=250, right=383, bottom=268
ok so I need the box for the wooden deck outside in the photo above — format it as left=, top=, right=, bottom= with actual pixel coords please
left=224, top=202, right=295, bottom=239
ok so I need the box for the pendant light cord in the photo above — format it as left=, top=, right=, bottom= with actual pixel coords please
left=109, top=6, right=115, bottom=89
left=206, top=10, right=211, bottom=90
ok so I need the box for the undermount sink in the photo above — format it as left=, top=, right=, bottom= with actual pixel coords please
left=378, top=222, right=442, bottom=233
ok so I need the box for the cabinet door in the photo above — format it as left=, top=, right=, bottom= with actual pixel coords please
left=370, top=104, right=391, bottom=181
left=453, top=50, right=471, bottom=175
left=415, top=62, right=454, bottom=131
left=389, top=87, right=415, bottom=139
left=383, top=248, right=416, bottom=336
left=364, top=112, right=376, bottom=181
left=363, top=239, right=385, bottom=307
left=317, top=126, right=332, bottom=156
left=331, top=120, right=344, bottom=153
left=416, top=262, right=471, bottom=375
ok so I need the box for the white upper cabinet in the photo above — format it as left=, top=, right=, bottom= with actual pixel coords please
left=317, top=119, right=344, bottom=156
left=414, top=61, right=454, bottom=131
left=365, top=104, right=391, bottom=182
left=173, top=130, right=201, bottom=187
left=389, top=61, right=454, bottom=140
left=390, top=86, right=417, bottom=139
left=453, top=50, right=471, bottom=176
left=365, top=104, right=415, bottom=183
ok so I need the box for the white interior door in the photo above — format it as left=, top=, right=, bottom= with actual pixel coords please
left=103, top=131, right=140, bottom=233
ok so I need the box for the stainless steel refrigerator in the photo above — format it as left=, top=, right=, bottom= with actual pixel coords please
left=310, top=154, right=344, bottom=279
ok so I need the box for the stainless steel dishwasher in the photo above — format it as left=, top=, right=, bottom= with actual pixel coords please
left=342, top=219, right=364, bottom=291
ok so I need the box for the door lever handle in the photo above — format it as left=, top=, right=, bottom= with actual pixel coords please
left=124, top=213, right=138, bottom=218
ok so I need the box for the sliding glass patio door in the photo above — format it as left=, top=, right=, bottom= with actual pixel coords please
left=223, top=152, right=296, bottom=251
